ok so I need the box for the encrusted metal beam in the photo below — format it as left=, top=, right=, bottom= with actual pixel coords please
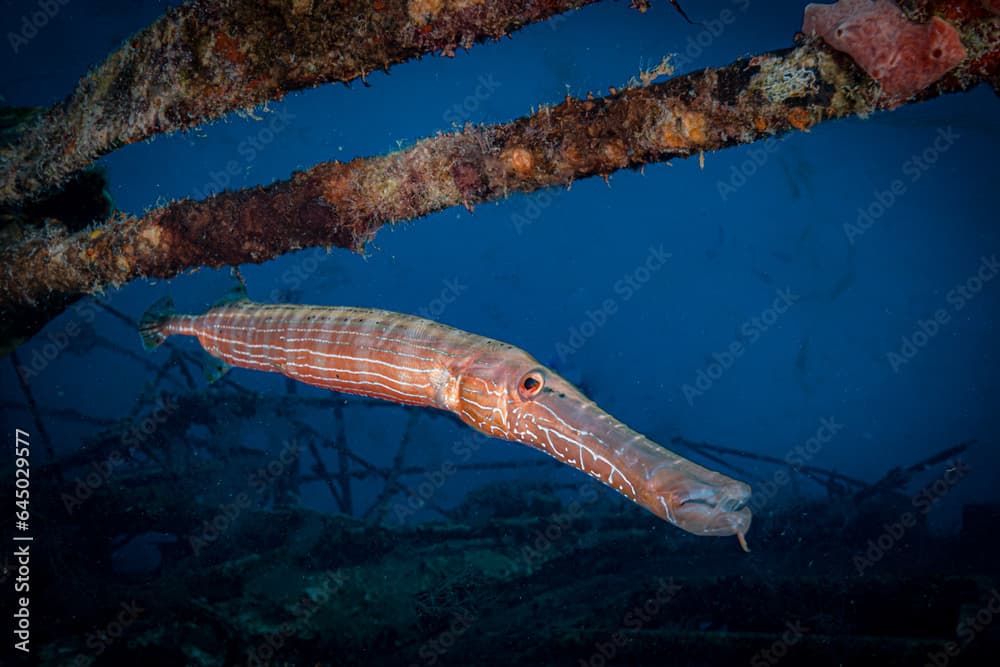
left=1, top=1, right=996, bottom=348
left=0, top=0, right=617, bottom=204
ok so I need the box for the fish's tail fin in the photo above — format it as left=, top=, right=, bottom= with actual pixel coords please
left=139, top=296, right=175, bottom=350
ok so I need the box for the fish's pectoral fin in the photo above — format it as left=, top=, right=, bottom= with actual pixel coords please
left=202, top=358, right=232, bottom=383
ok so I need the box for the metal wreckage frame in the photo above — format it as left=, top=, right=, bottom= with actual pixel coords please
left=1, top=0, right=998, bottom=665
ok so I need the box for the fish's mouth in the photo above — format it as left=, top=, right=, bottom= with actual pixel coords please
left=653, top=473, right=753, bottom=551
left=679, top=494, right=749, bottom=513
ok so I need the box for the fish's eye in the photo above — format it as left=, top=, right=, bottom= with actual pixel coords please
left=517, top=371, right=544, bottom=400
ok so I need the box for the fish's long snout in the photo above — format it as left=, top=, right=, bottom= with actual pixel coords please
left=502, top=367, right=753, bottom=549
left=649, top=465, right=753, bottom=548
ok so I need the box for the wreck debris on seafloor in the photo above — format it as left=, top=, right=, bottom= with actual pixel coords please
left=2, top=307, right=995, bottom=665
left=1, top=0, right=998, bottom=351
left=22, top=493, right=1000, bottom=666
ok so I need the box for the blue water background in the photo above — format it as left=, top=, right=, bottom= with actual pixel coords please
left=1, top=0, right=997, bottom=531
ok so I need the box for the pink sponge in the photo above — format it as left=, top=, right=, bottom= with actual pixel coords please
left=802, top=0, right=966, bottom=107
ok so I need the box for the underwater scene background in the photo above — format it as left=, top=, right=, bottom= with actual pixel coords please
left=1, top=0, right=999, bottom=665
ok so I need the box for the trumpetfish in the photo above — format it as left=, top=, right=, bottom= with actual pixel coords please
left=140, top=299, right=752, bottom=549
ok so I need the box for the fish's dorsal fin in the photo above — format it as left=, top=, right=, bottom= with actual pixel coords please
left=211, top=289, right=250, bottom=309
left=211, top=267, right=251, bottom=308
